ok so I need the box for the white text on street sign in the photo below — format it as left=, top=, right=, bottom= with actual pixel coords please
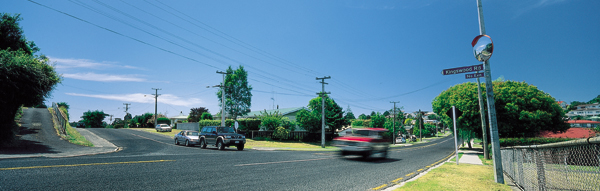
left=466, top=72, right=484, bottom=79
left=442, top=64, right=483, bottom=75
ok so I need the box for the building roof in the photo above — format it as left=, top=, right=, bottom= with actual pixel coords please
left=240, top=107, right=306, bottom=118
left=566, top=120, right=600, bottom=124
left=169, top=111, right=188, bottom=120
left=539, top=128, right=597, bottom=139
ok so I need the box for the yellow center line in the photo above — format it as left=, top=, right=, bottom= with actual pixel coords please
left=235, top=157, right=332, bottom=166
left=0, top=160, right=175, bottom=171
left=372, top=184, right=387, bottom=190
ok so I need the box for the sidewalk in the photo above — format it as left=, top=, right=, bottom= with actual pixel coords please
left=457, top=148, right=521, bottom=191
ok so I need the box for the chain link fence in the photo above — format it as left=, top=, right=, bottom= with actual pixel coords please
left=51, top=102, right=67, bottom=136
left=501, top=137, right=600, bottom=191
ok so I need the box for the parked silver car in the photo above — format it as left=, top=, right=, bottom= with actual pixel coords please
left=155, top=124, right=172, bottom=132
left=175, top=130, right=200, bottom=147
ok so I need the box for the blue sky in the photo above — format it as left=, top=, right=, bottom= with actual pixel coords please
left=3, top=0, right=599, bottom=123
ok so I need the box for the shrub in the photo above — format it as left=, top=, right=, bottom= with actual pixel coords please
left=157, top=117, right=171, bottom=125
left=237, top=119, right=261, bottom=130
left=272, top=126, right=289, bottom=140
left=499, top=137, right=575, bottom=147
left=200, top=112, right=213, bottom=120
left=351, top=120, right=364, bottom=127
left=363, top=119, right=371, bottom=127
left=281, top=117, right=296, bottom=131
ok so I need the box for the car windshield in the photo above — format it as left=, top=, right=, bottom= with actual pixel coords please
left=188, top=132, right=198, bottom=136
left=160, top=124, right=169, bottom=127
left=217, top=127, right=235, bottom=133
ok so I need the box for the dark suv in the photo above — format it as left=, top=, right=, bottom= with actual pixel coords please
left=199, top=126, right=246, bottom=150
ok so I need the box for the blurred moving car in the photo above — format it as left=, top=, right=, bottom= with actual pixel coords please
left=174, top=130, right=200, bottom=147
left=199, top=126, right=246, bottom=150
left=333, top=128, right=390, bottom=159
left=155, top=124, right=172, bottom=132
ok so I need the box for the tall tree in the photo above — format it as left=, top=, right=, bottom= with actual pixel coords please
left=217, top=65, right=252, bottom=120
left=358, top=114, right=368, bottom=120
left=0, top=13, right=60, bottom=144
left=370, top=112, right=386, bottom=128
left=187, top=107, right=209, bottom=122
left=344, top=105, right=356, bottom=120
left=296, top=95, right=345, bottom=133
left=432, top=80, right=569, bottom=138
left=81, top=110, right=108, bottom=128
left=587, top=95, right=600, bottom=104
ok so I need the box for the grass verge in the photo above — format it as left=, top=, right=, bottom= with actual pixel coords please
left=395, top=162, right=512, bottom=191
left=48, top=108, right=93, bottom=147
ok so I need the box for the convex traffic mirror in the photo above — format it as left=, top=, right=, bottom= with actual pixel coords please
left=472, top=34, right=494, bottom=62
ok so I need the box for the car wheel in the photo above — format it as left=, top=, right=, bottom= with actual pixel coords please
left=175, top=138, right=179, bottom=145
left=217, top=140, right=225, bottom=150
left=200, top=139, right=207, bottom=149
left=362, top=150, right=372, bottom=159
left=237, top=144, right=244, bottom=151
left=185, top=140, right=190, bottom=147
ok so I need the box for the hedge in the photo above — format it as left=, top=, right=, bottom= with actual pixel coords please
left=499, top=137, right=576, bottom=147
left=351, top=120, right=363, bottom=127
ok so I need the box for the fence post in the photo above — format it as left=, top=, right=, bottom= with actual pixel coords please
left=535, top=149, right=546, bottom=191
left=517, top=149, right=525, bottom=189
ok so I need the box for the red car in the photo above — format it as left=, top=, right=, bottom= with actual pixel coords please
left=333, top=128, right=390, bottom=159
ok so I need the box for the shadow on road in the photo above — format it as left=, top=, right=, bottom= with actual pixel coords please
left=0, top=123, right=58, bottom=155
left=341, top=156, right=401, bottom=163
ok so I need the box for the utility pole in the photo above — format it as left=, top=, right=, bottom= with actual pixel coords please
left=216, top=71, right=230, bottom=126
left=418, top=109, right=423, bottom=142
left=477, top=0, right=503, bottom=183
left=316, top=76, right=331, bottom=148
left=152, top=88, right=161, bottom=127
left=390, top=101, right=400, bottom=144
left=123, top=103, right=131, bottom=128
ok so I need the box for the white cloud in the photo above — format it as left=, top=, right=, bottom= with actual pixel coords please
left=513, top=0, right=567, bottom=19
left=66, top=93, right=202, bottom=107
left=49, top=57, right=142, bottom=70
left=63, top=72, right=146, bottom=82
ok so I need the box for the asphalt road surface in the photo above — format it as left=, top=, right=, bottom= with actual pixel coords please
left=1, top=110, right=455, bottom=190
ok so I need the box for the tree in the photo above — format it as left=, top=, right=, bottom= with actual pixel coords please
left=588, top=95, right=600, bottom=104
left=188, top=107, right=209, bottom=122
left=296, top=95, right=345, bottom=133
left=432, top=80, right=569, bottom=138
left=383, top=111, right=390, bottom=117
left=57, top=102, right=69, bottom=109
left=0, top=13, right=39, bottom=55
left=217, top=65, right=252, bottom=120
left=157, top=117, right=171, bottom=125
left=129, top=113, right=154, bottom=128
left=370, top=112, right=386, bottom=128
left=344, top=105, right=356, bottom=120
left=0, top=13, right=60, bottom=144
left=258, top=110, right=282, bottom=131
left=200, top=112, right=213, bottom=120
left=81, top=110, right=108, bottom=128
left=358, top=114, right=368, bottom=120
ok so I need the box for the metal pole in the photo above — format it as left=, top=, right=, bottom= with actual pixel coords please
left=476, top=71, right=489, bottom=159
left=476, top=0, right=504, bottom=183
left=419, top=109, right=422, bottom=142
left=316, top=76, right=331, bottom=148
left=453, top=106, right=459, bottom=165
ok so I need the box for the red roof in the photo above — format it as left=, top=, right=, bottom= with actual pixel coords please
left=567, top=120, right=600, bottom=124
left=539, top=128, right=597, bottom=139
left=557, top=101, right=565, bottom=104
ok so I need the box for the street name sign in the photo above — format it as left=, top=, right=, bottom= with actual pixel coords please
left=442, top=64, right=483, bottom=75
left=465, top=72, right=484, bottom=79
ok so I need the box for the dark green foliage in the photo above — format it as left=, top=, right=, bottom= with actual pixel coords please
left=129, top=113, right=154, bottom=128
left=358, top=114, right=368, bottom=120
left=351, top=120, right=364, bottom=127
left=157, top=117, right=170, bottom=125
left=235, top=119, right=261, bottom=130
left=296, top=95, right=345, bottom=133
left=217, top=65, right=253, bottom=119
left=200, top=112, right=213, bottom=120
left=0, top=13, right=39, bottom=55
left=0, top=13, right=60, bottom=144
left=383, top=111, right=390, bottom=117
left=281, top=117, right=297, bottom=131
left=187, top=107, right=209, bottom=122
left=57, top=102, right=69, bottom=109
left=588, top=95, right=600, bottom=104
left=370, top=112, right=385, bottom=128
left=499, top=137, right=575, bottom=147
left=258, top=110, right=282, bottom=131
left=432, top=80, right=569, bottom=138
left=81, top=110, right=108, bottom=128
left=362, top=119, right=371, bottom=127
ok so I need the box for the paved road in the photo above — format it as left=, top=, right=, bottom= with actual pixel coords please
left=0, top=110, right=455, bottom=190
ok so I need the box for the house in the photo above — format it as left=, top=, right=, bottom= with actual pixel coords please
left=557, top=101, right=568, bottom=110
left=169, top=111, right=189, bottom=126
left=238, top=107, right=307, bottom=121
left=566, top=103, right=600, bottom=118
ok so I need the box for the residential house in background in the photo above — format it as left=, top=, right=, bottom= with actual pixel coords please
left=239, top=107, right=308, bottom=131
left=557, top=101, right=568, bottom=110
left=566, top=103, right=600, bottom=118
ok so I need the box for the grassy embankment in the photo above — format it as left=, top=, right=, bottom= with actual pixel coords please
left=48, top=108, right=93, bottom=147
left=395, top=139, right=511, bottom=191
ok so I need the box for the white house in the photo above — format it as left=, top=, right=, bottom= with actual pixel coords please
left=566, top=103, right=600, bottom=117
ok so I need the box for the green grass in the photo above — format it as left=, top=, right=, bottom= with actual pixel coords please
left=136, top=128, right=182, bottom=137
left=395, top=162, right=512, bottom=191
left=48, top=108, right=93, bottom=147
left=449, top=153, right=463, bottom=162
